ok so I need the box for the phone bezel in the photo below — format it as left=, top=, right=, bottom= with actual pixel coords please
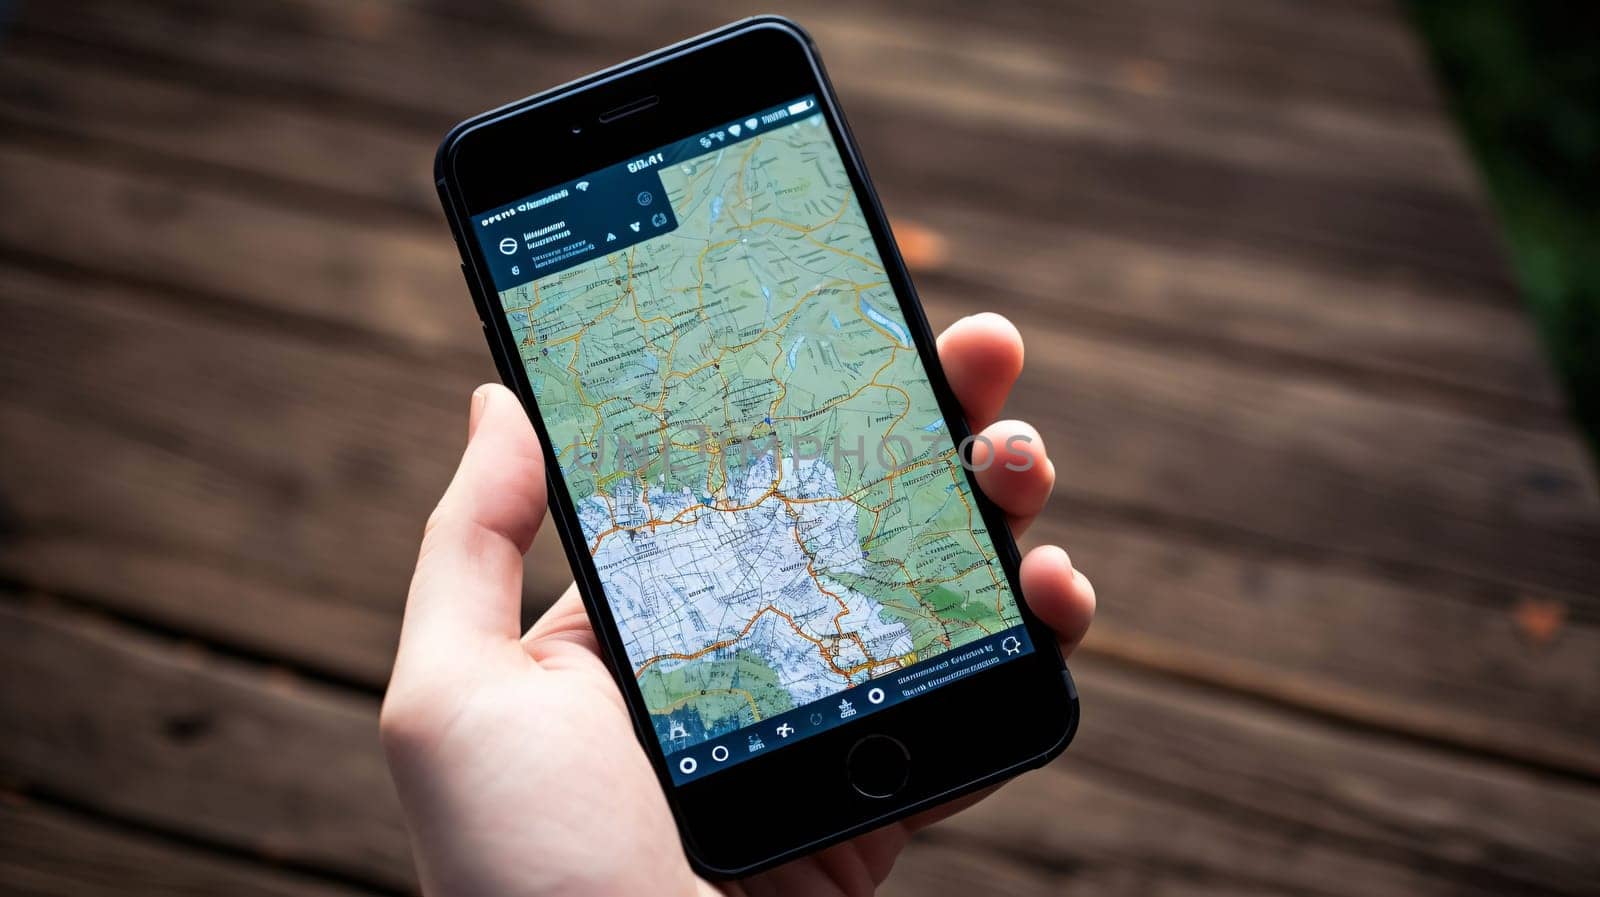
left=435, top=16, right=1079, bottom=877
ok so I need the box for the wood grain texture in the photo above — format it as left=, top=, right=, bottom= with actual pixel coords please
left=6, top=0, right=1474, bottom=193
left=0, top=598, right=415, bottom=891
left=0, top=142, right=1592, bottom=603
left=0, top=43, right=1565, bottom=415
left=1038, top=516, right=1600, bottom=779
left=5, top=597, right=1597, bottom=896
left=0, top=179, right=1595, bottom=773
left=0, top=799, right=385, bottom=897
left=17, top=0, right=1466, bottom=182
left=7, top=0, right=1554, bottom=395
left=2, top=0, right=1597, bottom=893
left=0, top=264, right=570, bottom=682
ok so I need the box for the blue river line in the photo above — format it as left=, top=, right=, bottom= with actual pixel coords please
left=858, top=296, right=909, bottom=346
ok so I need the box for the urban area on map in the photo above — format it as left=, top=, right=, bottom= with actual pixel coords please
left=496, top=107, right=1024, bottom=757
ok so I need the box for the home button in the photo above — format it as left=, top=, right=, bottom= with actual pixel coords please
left=847, top=735, right=910, bottom=799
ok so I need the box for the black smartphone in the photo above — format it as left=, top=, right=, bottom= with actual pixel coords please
left=434, top=16, right=1079, bottom=877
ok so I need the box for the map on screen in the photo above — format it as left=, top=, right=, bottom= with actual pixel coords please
left=491, top=104, right=1026, bottom=766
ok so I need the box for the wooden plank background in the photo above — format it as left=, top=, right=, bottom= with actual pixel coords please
left=1, top=0, right=1597, bottom=894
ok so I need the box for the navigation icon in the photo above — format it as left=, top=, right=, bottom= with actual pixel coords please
left=867, top=687, right=885, bottom=705
left=498, top=237, right=518, bottom=255
left=629, top=222, right=641, bottom=233
left=809, top=712, right=824, bottom=726
left=1001, top=635, right=1022, bottom=655
left=678, top=756, right=697, bottom=775
left=710, top=745, right=730, bottom=762
left=838, top=699, right=856, bottom=719
left=776, top=722, right=794, bottom=738
left=605, top=232, right=617, bottom=242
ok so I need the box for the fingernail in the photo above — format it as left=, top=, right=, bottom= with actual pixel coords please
left=467, top=385, right=490, bottom=442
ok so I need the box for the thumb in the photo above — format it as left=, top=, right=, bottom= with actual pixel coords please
left=397, top=383, right=547, bottom=667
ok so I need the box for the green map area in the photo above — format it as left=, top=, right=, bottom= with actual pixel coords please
left=497, top=111, right=1022, bottom=753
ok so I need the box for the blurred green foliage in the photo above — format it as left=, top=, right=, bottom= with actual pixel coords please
left=1406, top=0, right=1600, bottom=457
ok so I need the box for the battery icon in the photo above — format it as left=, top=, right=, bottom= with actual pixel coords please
left=787, top=98, right=814, bottom=115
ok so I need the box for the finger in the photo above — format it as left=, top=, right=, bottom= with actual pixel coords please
left=1020, top=544, right=1096, bottom=657
left=523, top=582, right=601, bottom=657
left=893, top=549, right=1091, bottom=834
left=398, top=384, right=547, bottom=666
left=968, top=419, right=1055, bottom=537
left=852, top=547, right=1091, bottom=842
left=892, top=548, right=1091, bottom=833
left=936, top=312, right=1023, bottom=431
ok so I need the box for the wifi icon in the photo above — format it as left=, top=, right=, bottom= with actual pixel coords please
left=728, top=123, right=742, bottom=137
left=575, top=181, right=590, bottom=192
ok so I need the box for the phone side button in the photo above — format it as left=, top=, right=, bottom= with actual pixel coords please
left=461, top=264, right=491, bottom=322
left=846, top=734, right=910, bottom=800
left=481, top=322, right=519, bottom=387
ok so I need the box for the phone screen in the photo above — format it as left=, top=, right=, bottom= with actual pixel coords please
left=471, top=95, right=1035, bottom=783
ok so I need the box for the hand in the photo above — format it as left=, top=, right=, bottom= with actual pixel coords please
left=381, top=312, right=1096, bottom=897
